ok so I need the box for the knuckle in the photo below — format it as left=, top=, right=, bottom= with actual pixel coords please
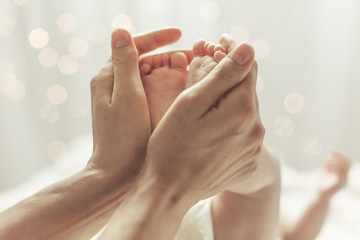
left=255, top=121, right=265, bottom=140
left=250, top=121, right=265, bottom=146
left=254, top=143, right=263, bottom=158
left=90, top=76, right=99, bottom=91
left=175, top=90, right=201, bottom=116
left=90, top=63, right=113, bottom=91
left=177, top=89, right=199, bottom=105
left=252, top=61, right=258, bottom=72
left=250, top=160, right=259, bottom=173
left=235, top=98, right=257, bottom=128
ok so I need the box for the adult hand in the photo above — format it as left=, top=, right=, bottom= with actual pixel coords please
left=99, top=36, right=265, bottom=240
left=145, top=39, right=264, bottom=202
left=0, top=28, right=193, bottom=240
left=87, top=27, right=191, bottom=183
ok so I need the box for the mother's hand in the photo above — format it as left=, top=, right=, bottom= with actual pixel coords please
left=87, top=28, right=190, bottom=186
left=145, top=41, right=264, bottom=202
left=99, top=37, right=265, bottom=240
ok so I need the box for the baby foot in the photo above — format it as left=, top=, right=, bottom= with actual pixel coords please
left=140, top=53, right=188, bottom=130
left=317, top=151, right=352, bottom=199
left=186, top=40, right=227, bottom=89
left=186, top=36, right=255, bottom=122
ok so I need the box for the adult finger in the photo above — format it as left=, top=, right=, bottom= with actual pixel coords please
left=139, top=49, right=194, bottom=66
left=107, top=28, right=187, bottom=63
left=134, top=28, right=182, bottom=56
left=111, top=28, right=143, bottom=102
left=217, top=62, right=258, bottom=118
left=191, top=42, right=255, bottom=115
left=90, top=62, right=114, bottom=105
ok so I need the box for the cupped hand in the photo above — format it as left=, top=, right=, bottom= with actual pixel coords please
left=144, top=40, right=264, bottom=202
left=87, top=28, right=187, bottom=184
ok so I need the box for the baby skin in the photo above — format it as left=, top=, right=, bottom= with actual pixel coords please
left=282, top=151, right=352, bottom=240
left=140, top=53, right=188, bottom=130
left=139, top=40, right=229, bottom=131
left=318, top=151, right=351, bottom=199
left=140, top=36, right=279, bottom=240
left=140, top=35, right=353, bottom=240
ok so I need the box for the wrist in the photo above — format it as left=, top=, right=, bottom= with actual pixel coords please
left=0, top=165, right=131, bottom=240
left=137, top=162, right=197, bottom=211
left=99, top=166, right=196, bottom=240
left=86, top=153, right=143, bottom=195
left=82, top=162, right=133, bottom=207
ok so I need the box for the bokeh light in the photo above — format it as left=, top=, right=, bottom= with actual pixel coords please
left=274, top=116, right=295, bottom=137
left=253, top=39, right=270, bottom=59
left=201, top=1, right=221, bottom=22
left=7, top=81, right=26, bottom=101
left=0, top=72, right=17, bottom=92
left=284, top=92, right=305, bottom=114
left=0, top=17, right=16, bottom=36
left=88, top=24, right=108, bottom=44
left=14, top=0, right=28, bottom=6
left=68, top=38, right=89, bottom=58
left=48, top=140, right=68, bottom=160
left=69, top=98, right=89, bottom=119
left=256, top=75, right=264, bottom=92
left=57, top=13, right=77, bottom=33
left=112, top=14, right=136, bottom=34
left=38, top=47, right=59, bottom=68
left=28, top=28, right=49, bottom=49
left=229, top=25, right=250, bottom=42
left=47, top=84, right=68, bottom=105
left=39, top=104, right=60, bottom=124
left=303, top=135, right=324, bottom=156
left=58, top=55, right=78, bottom=75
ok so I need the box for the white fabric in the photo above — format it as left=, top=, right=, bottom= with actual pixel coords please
left=175, top=198, right=214, bottom=240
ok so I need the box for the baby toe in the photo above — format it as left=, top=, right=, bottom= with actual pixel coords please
left=170, top=52, right=188, bottom=71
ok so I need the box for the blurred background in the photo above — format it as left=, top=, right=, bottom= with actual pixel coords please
left=0, top=0, right=360, bottom=190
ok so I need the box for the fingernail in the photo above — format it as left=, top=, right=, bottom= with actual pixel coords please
left=114, top=34, right=129, bottom=48
left=229, top=43, right=253, bottom=65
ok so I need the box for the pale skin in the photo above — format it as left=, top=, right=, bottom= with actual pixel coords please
left=1, top=26, right=345, bottom=239
left=135, top=33, right=352, bottom=240
left=99, top=29, right=264, bottom=240
left=281, top=151, right=352, bottom=240
left=188, top=36, right=281, bottom=240
left=0, top=28, right=194, bottom=240
left=140, top=51, right=188, bottom=130
left=104, top=31, right=351, bottom=240
left=0, top=27, right=264, bottom=240
left=136, top=34, right=280, bottom=240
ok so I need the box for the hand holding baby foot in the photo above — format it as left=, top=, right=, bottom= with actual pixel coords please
left=318, top=151, right=352, bottom=199
left=188, top=35, right=280, bottom=240
left=88, top=28, right=186, bottom=186
left=146, top=39, right=263, bottom=200
left=99, top=33, right=265, bottom=240
left=139, top=33, right=238, bottom=132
